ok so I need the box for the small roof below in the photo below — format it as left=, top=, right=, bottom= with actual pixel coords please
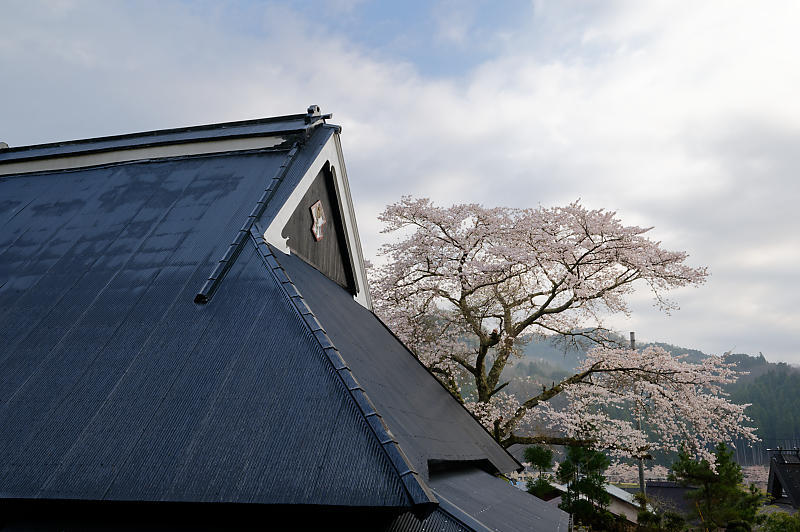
left=623, top=481, right=693, bottom=516
left=428, top=468, right=570, bottom=532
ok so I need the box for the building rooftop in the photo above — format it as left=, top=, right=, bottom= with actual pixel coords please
left=0, top=107, right=566, bottom=530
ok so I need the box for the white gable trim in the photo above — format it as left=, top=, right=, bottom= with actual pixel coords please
left=263, top=133, right=373, bottom=310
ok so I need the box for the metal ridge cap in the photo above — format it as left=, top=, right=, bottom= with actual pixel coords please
left=194, top=143, right=301, bottom=305
left=0, top=114, right=309, bottom=157
left=0, top=128, right=310, bottom=166
left=251, top=233, right=438, bottom=513
left=0, top=145, right=294, bottom=180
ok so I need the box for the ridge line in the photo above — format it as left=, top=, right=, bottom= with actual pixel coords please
left=249, top=229, right=438, bottom=512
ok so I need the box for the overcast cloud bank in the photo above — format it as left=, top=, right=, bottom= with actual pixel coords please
left=2, top=0, right=798, bottom=362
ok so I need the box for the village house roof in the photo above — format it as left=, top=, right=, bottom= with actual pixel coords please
left=768, top=448, right=800, bottom=509
left=0, top=107, right=567, bottom=530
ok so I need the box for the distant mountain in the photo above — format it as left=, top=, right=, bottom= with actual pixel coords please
left=643, top=342, right=707, bottom=363
left=514, top=335, right=586, bottom=372
left=515, top=334, right=777, bottom=373
left=515, top=334, right=710, bottom=373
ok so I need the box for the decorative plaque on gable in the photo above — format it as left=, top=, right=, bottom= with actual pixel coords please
left=310, top=200, right=327, bottom=241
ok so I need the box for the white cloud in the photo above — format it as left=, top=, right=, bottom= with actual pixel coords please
left=1, top=0, right=798, bottom=362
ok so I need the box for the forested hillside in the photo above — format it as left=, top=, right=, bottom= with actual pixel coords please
left=727, top=364, right=800, bottom=441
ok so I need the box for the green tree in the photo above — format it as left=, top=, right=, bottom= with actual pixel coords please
left=669, top=442, right=765, bottom=529
left=759, top=511, right=800, bottom=532
left=524, top=445, right=555, bottom=498
left=557, top=445, right=613, bottom=529
left=662, top=511, right=686, bottom=531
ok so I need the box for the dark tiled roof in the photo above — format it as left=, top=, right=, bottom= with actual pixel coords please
left=273, top=249, right=522, bottom=479
left=505, top=443, right=528, bottom=463
left=622, top=481, right=693, bottom=515
left=0, top=147, right=419, bottom=508
left=252, top=236, right=434, bottom=508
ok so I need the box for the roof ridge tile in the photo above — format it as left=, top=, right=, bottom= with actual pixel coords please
left=249, top=228, right=438, bottom=512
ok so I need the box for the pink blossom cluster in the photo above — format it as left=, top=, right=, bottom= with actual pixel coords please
left=465, top=392, right=523, bottom=429
left=546, top=346, right=757, bottom=464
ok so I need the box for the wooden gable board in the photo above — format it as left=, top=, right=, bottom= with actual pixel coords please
left=281, top=162, right=358, bottom=293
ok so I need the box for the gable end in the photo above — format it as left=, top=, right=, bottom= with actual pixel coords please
left=281, top=162, right=358, bottom=293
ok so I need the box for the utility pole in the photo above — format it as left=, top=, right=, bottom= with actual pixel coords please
left=631, top=331, right=647, bottom=502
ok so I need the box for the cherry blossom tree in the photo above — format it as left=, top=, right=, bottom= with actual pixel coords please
left=370, top=197, right=754, bottom=461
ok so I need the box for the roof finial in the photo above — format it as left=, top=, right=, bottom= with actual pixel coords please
left=305, top=105, right=332, bottom=125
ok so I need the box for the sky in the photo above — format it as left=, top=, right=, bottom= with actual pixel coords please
left=2, top=0, right=799, bottom=363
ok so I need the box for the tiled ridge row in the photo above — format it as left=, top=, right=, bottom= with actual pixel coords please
left=250, top=228, right=437, bottom=510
